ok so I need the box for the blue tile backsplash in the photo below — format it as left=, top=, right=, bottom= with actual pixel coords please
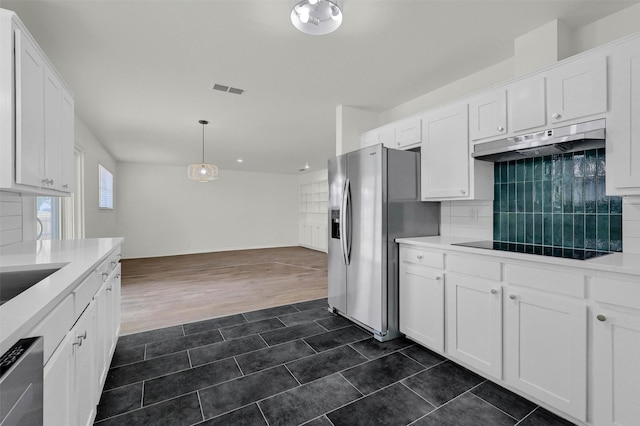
left=493, top=149, right=623, bottom=253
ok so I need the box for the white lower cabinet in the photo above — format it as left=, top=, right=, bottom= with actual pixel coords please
left=399, top=246, right=445, bottom=352
left=592, top=274, right=640, bottom=426
left=504, top=286, right=587, bottom=422
left=43, top=331, right=75, bottom=426
left=44, top=300, right=98, bottom=426
left=396, top=243, right=601, bottom=425
left=95, top=264, right=120, bottom=391
left=74, top=300, right=98, bottom=426
left=38, top=248, right=122, bottom=426
left=446, top=272, right=502, bottom=379
left=592, top=307, right=640, bottom=426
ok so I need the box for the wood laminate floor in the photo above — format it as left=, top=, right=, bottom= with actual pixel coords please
left=120, top=247, right=328, bottom=335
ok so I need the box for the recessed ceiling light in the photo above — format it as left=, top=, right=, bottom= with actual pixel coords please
left=237, top=158, right=243, bottom=163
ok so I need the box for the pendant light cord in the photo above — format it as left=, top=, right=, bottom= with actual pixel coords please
left=201, top=122, right=205, bottom=163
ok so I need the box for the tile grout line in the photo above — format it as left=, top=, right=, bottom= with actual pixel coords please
left=283, top=363, right=303, bottom=386
left=514, top=406, right=540, bottom=425
left=468, top=390, right=523, bottom=422
left=256, top=400, right=272, bottom=426
left=407, top=379, right=488, bottom=425
left=399, top=381, right=438, bottom=411
left=196, top=390, right=205, bottom=423
left=232, top=356, right=245, bottom=376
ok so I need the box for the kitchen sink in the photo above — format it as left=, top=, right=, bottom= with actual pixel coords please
left=0, top=265, right=66, bottom=305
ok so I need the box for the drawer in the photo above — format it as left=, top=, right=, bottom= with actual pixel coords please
left=96, top=248, right=122, bottom=277
left=27, top=293, right=74, bottom=364
left=400, top=246, right=444, bottom=269
left=592, top=275, right=640, bottom=310
left=506, top=264, right=586, bottom=298
left=448, top=255, right=501, bottom=281
left=73, top=271, right=100, bottom=316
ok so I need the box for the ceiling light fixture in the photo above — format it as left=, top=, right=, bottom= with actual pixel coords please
left=290, top=0, right=343, bottom=35
left=187, top=120, right=218, bottom=182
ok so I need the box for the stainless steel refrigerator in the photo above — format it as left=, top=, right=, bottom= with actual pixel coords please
left=328, top=144, right=440, bottom=341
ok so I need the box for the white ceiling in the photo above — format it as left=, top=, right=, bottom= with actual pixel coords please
left=4, top=0, right=638, bottom=174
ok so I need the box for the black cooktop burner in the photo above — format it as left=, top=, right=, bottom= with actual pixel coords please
left=452, top=241, right=613, bottom=260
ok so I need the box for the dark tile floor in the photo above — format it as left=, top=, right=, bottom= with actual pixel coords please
left=94, top=298, right=576, bottom=426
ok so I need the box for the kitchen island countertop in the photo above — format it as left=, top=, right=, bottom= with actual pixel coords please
left=0, top=238, right=123, bottom=355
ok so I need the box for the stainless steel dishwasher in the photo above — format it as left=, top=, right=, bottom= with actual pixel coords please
left=0, top=337, right=43, bottom=426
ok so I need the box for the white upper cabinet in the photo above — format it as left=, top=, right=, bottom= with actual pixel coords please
left=394, top=117, right=422, bottom=149
left=15, top=27, right=46, bottom=188
left=421, top=103, right=470, bottom=199
left=547, top=54, right=607, bottom=125
left=360, top=124, right=394, bottom=149
left=607, top=35, right=640, bottom=195
left=508, top=75, right=547, bottom=134
left=468, top=89, right=507, bottom=141
left=0, top=10, right=74, bottom=195
left=421, top=104, right=493, bottom=201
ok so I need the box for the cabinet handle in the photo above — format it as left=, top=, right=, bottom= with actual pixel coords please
left=78, top=331, right=87, bottom=340
left=111, top=261, right=117, bottom=268
left=107, top=286, right=113, bottom=292
left=63, top=184, right=69, bottom=189
left=73, top=337, right=82, bottom=347
left=416, top=255, right=423, bottom=260
left=509, top=294, right=517, bottom=300
left=102, top=272, right=109, bottom=282
left=490, top=288, right=498, bottom=294
left=42, top=179, right=49, bottom=185
left=497, top=126, right=504, bottom=132
left=552, top=113, right=561, bottom=119
left=596, top=314, right=607, bottom=322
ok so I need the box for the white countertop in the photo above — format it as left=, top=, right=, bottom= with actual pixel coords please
left=396, top=236, right=640, bottom=276
left=0, top=238, right=123, bottom=354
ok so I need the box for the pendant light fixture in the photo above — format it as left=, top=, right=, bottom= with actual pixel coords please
left=187, top=120, right=218, bottom=182
left=290, top=0, right=343, bottom=35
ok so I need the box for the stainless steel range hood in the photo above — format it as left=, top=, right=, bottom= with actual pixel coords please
left=472, top=119, right=605, bottom=162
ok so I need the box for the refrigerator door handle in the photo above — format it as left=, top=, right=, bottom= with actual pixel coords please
left=345, top=179, right=352, bottom=264
left=340, top=179, right=348, bottom=265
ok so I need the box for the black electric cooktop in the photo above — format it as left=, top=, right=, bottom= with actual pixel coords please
left=452, top=241, right=613, bottom=261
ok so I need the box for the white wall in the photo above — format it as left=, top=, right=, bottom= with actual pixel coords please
left=116, top=162, right=299, bottom=258
left=336, top=105, right=379, bottom=155
left=75, top=117, right=118, bottom=239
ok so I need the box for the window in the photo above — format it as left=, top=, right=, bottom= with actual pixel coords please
left=99, top=164, right=114, bottom=209
left=37, top=196, right=61, bottom=240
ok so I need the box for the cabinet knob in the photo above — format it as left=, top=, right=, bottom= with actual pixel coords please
left=63, top=184, right=69, bottom=189
left=497, top=126, right=504, bottom=132
left=509, top=294, right=517, bottom=300
left=50, top=179, right=54, bottom=185
left=42, top=179, right=49, bottom=185
left=490, top=288, right=498, bottom=294
left=115, top=274, right=121, bottom=279
left=552, top=113, right=561, bottom=119
left=435, top=276, right=442, bottom=281
left=102, top=272, right=109, bottom=282
left=460, top=189, right=466, bottom=195
left=596, top=314, right=607, bottom=322
left=397, top=142, right=401, bottom=146
left=416, top=255, right=423, bottom=260
left=111, top=261, right=117, bottom=268
left=106, top=286, right=113, bottom=292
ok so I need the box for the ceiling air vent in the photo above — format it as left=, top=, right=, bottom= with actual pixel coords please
left=212, top=83, right=245, bottom=95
